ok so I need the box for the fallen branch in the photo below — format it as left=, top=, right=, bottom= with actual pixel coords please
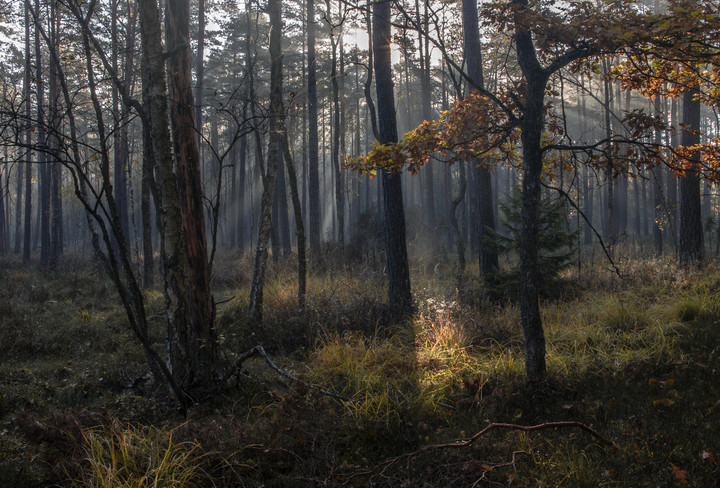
left=223, top=345, right=349, bottom=402
left=344, top=421, right=612, bottom=483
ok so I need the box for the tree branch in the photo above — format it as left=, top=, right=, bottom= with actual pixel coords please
left=343, top=421, right=612, bottom=483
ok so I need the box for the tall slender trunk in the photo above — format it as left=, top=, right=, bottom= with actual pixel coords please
left=307, top=0, right=321, bottom=260
left=281, top=133, right=307, bottom=309
left=274, top=147, right=291, bottom=257
left=462, top=0, right=498, bottom=278
left=49, top=0, right=63, bottom=268
left=248, top=0, right=284, bottom=326
left=34, top=0, right=49, bottom=266
left=0, top=147, right=6, bottom=255
left=237, top=99, right=248, bottom=253
left=141, top=120, right=155, bottom=287
left=679, top=89, right=703, bottom=265
left=326, top=0, right=344, bottom=247
left=652, top=98, right=664, bottom=255
left=417, top=0, right=436, bottom=234
left=23, top=0, right=33, bottom=264
left=194, top=0, right=206, bottom=150
left=667, top=97, right=679, bottom=251
left=515, top=3, right=548, bottom=379
left=602, top=59, right=615, bottom=252
left=373, top=0, right=412, bottom=315
left=14, top=143, right=23, bottom=254
left=114, top=0, right=134, bottom=253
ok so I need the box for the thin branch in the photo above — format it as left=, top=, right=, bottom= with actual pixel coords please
left=223, top=345, right=349, bottom=402
left=542, top=181, right=622, bottom=277
left=343, top=421, right=611, bottom=483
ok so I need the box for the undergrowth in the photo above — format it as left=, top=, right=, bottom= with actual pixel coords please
left=1, top=253, right=719, bottom=487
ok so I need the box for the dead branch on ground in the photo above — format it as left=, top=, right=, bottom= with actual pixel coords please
left=343, top=421, right=613, bottom=484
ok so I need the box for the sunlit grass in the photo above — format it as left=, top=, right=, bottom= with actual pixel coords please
left=70, top=422, right=213, bottom=488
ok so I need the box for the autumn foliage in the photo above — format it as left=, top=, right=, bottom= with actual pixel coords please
left=344, top=91, right=519, bottom=177
left=347, top=0, right=720, bottom=186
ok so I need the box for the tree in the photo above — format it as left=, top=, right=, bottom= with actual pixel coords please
left=48, top=0, right=63, bottom=269
left=110, top=0, right=130, bottom=253
left=306, top=0, right=321, bottom=260
left=462, top=0, right=498, bottom=280
left=248, top=0, right=284, bottom=326
left=373, top=0, right=412, bottom=315
left=164, top=0, right=217, bottom=388
left=325, top=0, right=345, bottom=247
left=679, top=89, right=703, bottom=264
left=22, top=0, right=32, bottom=264
left=35, top=0, right=49, bottom=267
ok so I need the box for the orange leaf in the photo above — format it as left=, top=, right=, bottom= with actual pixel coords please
left=672, top=464, right=688, bottom=484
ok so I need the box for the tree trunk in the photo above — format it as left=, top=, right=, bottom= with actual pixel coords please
left=462, top=0, right=498, bottom=279
left=281, top=132, right=307, bottom=309
left=602, top=60, right=615, bottom=252
left=666, top=97, right=679, bottom=251
left=141, top=119, right=155, bottom=287
left=326, top=0, right=345, bottom=247
left=111, top=0, right=131, bottom=252
left=49, top=0, right=63, bottom=268
left=248, top=0, right=284, bottom=326
left=33, top=0, right=50, bottom=266
left=165, top=0, right=216, bottom=387
left=652, top=100, right=664, bottom=255
left=515, top=3, right=548, bottom=379
left=274, top=147, right=291, bottom=257
left=194, top=0, right=206, bottom=150
left=23, top=0, right=32, bottom=264
left=373, top=0, right=412, bottom=315
left=237, top=100, right=248, bottom=253
left=307, top=0, right=321, bottom=261
left=0, top=156, right=6, bottom=255
left=679, top=89, right=703, bottom=265
left=13, top=141, right=22, bottom=254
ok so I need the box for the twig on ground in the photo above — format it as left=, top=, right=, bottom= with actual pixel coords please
left=223, top=345, right=349, bottom=402
left=343, top=421, right=613, bottom=484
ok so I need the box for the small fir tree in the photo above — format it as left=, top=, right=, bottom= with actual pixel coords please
left=487, top=187, right=578, bottom=294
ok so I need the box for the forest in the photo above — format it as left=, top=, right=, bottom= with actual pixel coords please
left=0, top=0, right=719, bottom=485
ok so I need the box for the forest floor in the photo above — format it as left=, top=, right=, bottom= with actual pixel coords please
left=1, top=252, right=719, bottom=487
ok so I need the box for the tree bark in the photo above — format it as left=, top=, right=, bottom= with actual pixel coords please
left=194, top=0, right=206, bottom=150
left=326, top=0, right=345, bottom=247
left=49, top=0, right=63, bottom=268
left=462, top=0, right=498, bottom=279
left=307, top=0, right=321, bottom=260
left=110, top=0, right=130, bottom=252
left=23, top=0, right=32, bottom=264
left=650, top=97, right=664, bottom=255
left=679, top=89, right=703, bottom=265
left=281, top=132, right=307, bottom=309
left=373, top=0, right=412, bottom=315
left=417, top=0, right=436, bottom=235
left=165, top=0, right=216, bottom=387
left=515, top=1, right=548, bottom=379
left=34, top=0, right=49, bottom=267
left=248, top=0, right=284, bottom=326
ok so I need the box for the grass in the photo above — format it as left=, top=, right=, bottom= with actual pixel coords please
left=1, top=252, right=719, bottom=486
left=70, top=422, right=212, bottom=488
